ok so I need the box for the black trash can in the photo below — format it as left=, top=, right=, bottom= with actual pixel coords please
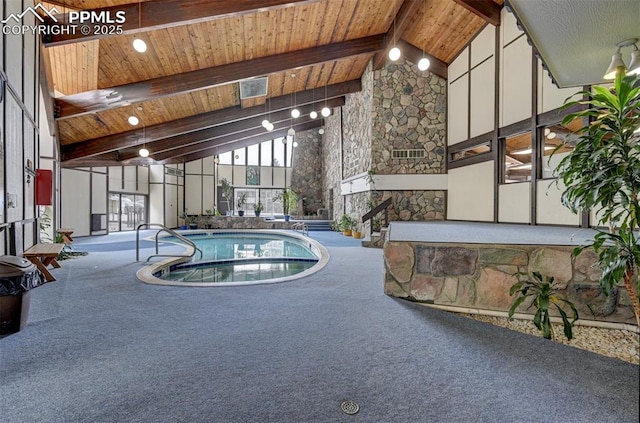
left=0, top=256, right=43, bottom=336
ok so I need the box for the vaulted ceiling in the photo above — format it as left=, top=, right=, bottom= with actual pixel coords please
left=40, top=0, right=503, bottom=167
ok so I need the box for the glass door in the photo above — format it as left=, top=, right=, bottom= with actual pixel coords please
left=108, top=193, right=147, bottom=232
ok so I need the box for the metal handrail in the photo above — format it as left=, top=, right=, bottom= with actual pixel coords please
left=136, top=223, right=203, bottom=262
left=361, top=197, right=392, bottom=235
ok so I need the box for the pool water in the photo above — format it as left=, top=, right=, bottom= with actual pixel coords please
left=165, top=233, right=318, bottom=261
left=153, top=232, right=323, bottom=285
left=161, top=259, right=317, bottom=283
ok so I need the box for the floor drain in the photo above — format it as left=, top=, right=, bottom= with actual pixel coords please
left=341, top=400, right=360, bottom=415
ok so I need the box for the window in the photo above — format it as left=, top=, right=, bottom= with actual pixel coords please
left=273, top=137, right=285, bottom=167
left=540, top=121, right=578, bottom=179
left=503, top=132, right=532, bottom=183
left=234, top=148, right=246, bottom=165
left=450, top=144, right=490, bottom=161
left=260, top=141, right=272, bottom=166
left=219, top=151, right=232, bottom=165
left=247, top=144, right=259, bottom=166
left=286, top=137, right=293, bottom=167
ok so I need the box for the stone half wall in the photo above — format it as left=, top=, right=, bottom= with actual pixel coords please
left=291, top=128, right=323, bottom=215
left=373, top=190, right=446, bottom=222
left=383, top=242, right=636, bottom=325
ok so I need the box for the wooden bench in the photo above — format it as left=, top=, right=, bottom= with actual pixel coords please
left=57, top=228, right=74, bottom=244
left=24, top=243, right=65, bottom=282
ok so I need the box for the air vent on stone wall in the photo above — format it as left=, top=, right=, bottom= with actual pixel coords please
left=240, top=77, right=269, bottom=99
left=392, top=149, right=426, bottom=159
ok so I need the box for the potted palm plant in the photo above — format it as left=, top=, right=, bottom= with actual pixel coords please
left=220, top=177, right=233, bottom=216
left=236, top=192, right=247, bottom=217
left=555, top=72, right=640, bottom=327
left=275, top=188, right=298, bottom=221
left=254, top=201, right=264, bottom=217
left=338, top=214, right=356, bottom=236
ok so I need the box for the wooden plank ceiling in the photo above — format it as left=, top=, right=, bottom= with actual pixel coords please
left=40, top=0, right=502, bottom=167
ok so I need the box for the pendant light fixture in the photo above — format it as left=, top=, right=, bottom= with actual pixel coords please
left=309, top=85, right=317, bottom=119
left=417, top=0, right=430, bottom=71
left=321, top=83, right=331, bottom=117
left=128, top=105, right=143, bottom=126
left=290, top=73, right=300, bottom=118
left=262, top=96, right=274, bottom=131
left=132, top=0, right=147, bottom=53
left=138, top=125, right=149, bottom=157
left=388, top=0, right=401, bottom=61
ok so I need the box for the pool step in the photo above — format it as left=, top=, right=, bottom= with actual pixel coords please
left=301, top=220, right=333, bottom=231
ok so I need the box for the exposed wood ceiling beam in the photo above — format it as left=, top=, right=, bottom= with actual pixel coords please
left=61, top=153, right=159, bottom=168
left=55, top=35, right=384, bottom=119
left=43, top=0, right=324, bottom=47
left=60, top=79, right=359, bottom=161
left=39, top=44, right=60, bottom=140
left=451, top=0, right=501, bottom=26
left=116, top=99, right=344, bottom=161
left=164, top=121, right=322, bottom=165
left=372, top=0, right=424, bottom=70
left=397, top=39, right=448, bottom=80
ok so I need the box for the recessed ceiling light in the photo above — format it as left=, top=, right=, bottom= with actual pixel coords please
left=128, top=116, right=139, bottom=126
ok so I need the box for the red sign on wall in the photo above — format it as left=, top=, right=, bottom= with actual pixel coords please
left=35, top=169, right=53, bottom=205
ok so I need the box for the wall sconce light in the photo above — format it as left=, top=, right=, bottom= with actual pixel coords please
left=604, top=38, right=640, bottom=79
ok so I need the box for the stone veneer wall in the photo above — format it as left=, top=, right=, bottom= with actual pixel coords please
left=322, top=109, right=343, bottom=219
left=373, top=190, right=446, bottom=222
left=291, top=128, right=323, bottom=215
left=322, top=58, right=447, bottom=224
left=371, top=59, right=446, bottom=175
left=342, top=62, right=373, bottom=179
left=193, top=216, right=297, bottom=230
left=384, top=242, right=636, bottom=325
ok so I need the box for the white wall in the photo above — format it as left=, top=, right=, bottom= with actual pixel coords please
left=500, top=35, right=532, bottom=127
left=536, top=180, right=579, bottom=225
left=447, top=161, right=494, bottom=221
left=470, top=25, right=495, bottom=138
left=498, top=182, right=530, bottom=223
left=448, top=47, right=469, bottom=145
left=537, top=62, right=582, bottom=114
left=61, top=169, right=91, bottom=236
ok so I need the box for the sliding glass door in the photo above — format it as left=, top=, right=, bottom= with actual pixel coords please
left=108, top=193, right=147, bottom=232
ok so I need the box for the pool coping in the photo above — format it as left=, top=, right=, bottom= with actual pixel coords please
left=136, top=229, right=330, bottom=287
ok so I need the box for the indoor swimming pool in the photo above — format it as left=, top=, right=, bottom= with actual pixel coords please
left=137, top=230, right=329, bottom=286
